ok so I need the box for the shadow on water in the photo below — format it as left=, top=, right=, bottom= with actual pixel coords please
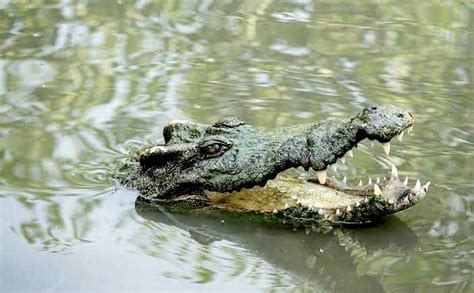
left=135, top=199, right=419, bottom=291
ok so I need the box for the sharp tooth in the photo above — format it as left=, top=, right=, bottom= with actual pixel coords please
left=368, top=177, right=373, bottom=185
left=376, top=177, right=380, bottom=184
left=407, top=126, right=413, bottom=133
left=364, top=197, right=369, bottom=203
left=356, top=201, right=361, bottom=207
left=382, top=142, right=391, bottom=156
left=342, top=176, right=347, bottom=184
left=403, top=177, right=408, bottom=186
left=318, top=209, right=324, bottom=215
left=398, top=131, right=404, bottom=141
left=346, top=205, right=352, bottom=212
left=403, top=197, right=410, bottom=204
left=336, top=209, right=341, bottom=216
left=358, top=180, right=363, bottom=186
left=413, top=179, right=421, bottom=193
left=388, top=199, right=395, bottom=204
left=331, top=164, right=338, bottom=172
left=374, top=184, right=382, bottom=196
left=273, top=209, right=278, bottom=214
left=391, top=164, right=398, bottom=178
left=347, top=150, right=353, bottom=158
left=284, top=203, right=289, bottom=209
left=415, top=179, right=421, bottom=189
left=340, top=157, right=346, bottom=164
left=316, top=170, right=327, bottom=185
left=423, top=181, right=431, bottom=191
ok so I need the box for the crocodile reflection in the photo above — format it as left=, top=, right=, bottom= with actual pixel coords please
left=135, top=199, right=418, bottom=291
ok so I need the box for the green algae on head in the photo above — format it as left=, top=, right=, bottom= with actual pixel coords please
left=117, top=105, right=430, bottom=225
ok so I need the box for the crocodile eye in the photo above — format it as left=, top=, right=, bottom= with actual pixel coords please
left=199, top=137, right=233, bottom=158
left=204, top=143, right=222, bottom=155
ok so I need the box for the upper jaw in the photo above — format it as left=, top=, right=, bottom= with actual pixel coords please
left=134, top=105, right=416, bottom=201
left=354, top=104, right=415, bottom=143
left=311, top=113, right=414, bottom=185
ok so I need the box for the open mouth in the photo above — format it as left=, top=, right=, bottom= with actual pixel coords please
left=204, top=125, right=431, bottom=224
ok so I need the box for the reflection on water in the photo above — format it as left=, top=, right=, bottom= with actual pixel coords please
left=0, top=0, right=472, bottom=291
left=135, top=199, right=421, bottom=292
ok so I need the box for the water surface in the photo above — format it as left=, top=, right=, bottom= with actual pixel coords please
left=0, top=0, right=473, bottom=291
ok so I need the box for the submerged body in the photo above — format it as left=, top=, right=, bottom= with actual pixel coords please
left=117, top=105, right=430, bottom=225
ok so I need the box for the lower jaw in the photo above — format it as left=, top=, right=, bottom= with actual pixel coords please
left=201, top=173, right=416, bottom=225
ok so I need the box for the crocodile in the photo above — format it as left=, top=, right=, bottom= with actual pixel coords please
left=117, top=105, right=430, bottom=225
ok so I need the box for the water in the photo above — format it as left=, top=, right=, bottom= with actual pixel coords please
left=0, top=0, right=472, bottom=291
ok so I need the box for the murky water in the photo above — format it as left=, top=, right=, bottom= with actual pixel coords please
left=1, top=1, right=473, bottom=291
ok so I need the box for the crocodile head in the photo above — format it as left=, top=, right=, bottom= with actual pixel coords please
left=118, top=105, right=430, bottom=224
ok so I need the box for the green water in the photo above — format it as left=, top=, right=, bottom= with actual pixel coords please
left=0, top=0, right=472, bottom=291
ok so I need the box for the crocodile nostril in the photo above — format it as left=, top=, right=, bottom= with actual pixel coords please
left=371, top=106, right=377, bottom=110
left=397, top=113, right=404, bottom=118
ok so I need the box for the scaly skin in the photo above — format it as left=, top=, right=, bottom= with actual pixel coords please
left=117, top=105, right=430, bottom=225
